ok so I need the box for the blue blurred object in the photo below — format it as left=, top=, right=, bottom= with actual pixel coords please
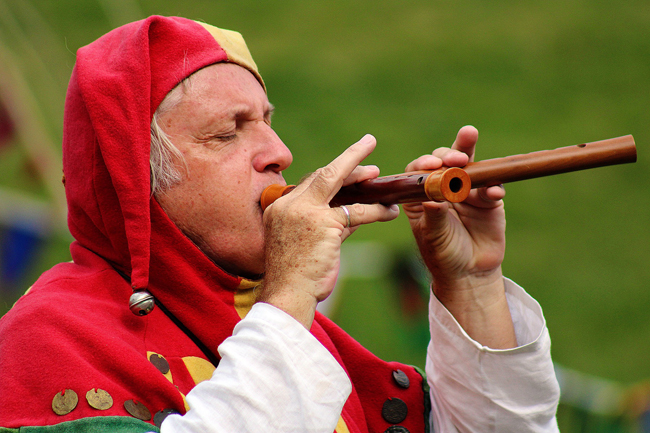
left=641, top=410, right=650, bottom=432
left=0, top=223, right=42, bottom=289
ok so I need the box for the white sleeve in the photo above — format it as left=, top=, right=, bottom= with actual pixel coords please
left=427, top=278, right=561, bottom=433
left=160, top=302, right=352, bottom=433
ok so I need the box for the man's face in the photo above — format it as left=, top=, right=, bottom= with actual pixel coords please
left=155, top=63, right=293, bottom=278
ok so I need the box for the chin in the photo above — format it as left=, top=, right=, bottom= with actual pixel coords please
left=235, top=259, right=265, bottom=280
left=232, top=250, right=266, bottom=280
left=214, top=258, right=264, bottom=280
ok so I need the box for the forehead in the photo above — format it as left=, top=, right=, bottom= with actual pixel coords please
left=183, top=63, right=268, bottom=109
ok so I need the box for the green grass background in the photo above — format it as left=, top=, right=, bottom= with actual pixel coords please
left=1, top=1, right=649, bottom=430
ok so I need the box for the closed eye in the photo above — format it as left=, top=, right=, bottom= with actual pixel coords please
left=215, top=134, right=237, bottom=142
left=194, top=132, right=237, bottom=149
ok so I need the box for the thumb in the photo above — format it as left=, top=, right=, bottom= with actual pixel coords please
left=420, top=201, right=452, bottom=236
left=415, top=202, right=460, bottom=275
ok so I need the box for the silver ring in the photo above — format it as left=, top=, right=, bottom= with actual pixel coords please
left=341, top=205, right=351, bottom=228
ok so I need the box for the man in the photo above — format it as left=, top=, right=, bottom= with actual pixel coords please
left=0, top=16, right=560, bottom=432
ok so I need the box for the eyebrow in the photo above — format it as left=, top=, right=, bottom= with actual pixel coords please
left=232, top=103, right=275, bottom=121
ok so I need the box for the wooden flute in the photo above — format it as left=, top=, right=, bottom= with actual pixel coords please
left=260, top=135, right=637, bottom=211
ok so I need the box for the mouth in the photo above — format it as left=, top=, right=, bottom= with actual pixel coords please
left=258, top=173, right=291, bottom=210
left=259, top=184, right=291, bottom=211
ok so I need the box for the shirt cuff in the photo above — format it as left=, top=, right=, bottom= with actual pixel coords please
left=429, top=277, right=546, bottom=351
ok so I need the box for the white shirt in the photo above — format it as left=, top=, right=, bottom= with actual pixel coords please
left=428, top=278, right=560, bottom=432
left=161, top=278, right=560, bottom=432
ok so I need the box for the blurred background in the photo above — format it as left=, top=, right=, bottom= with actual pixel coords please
left=0, top=0, right=648, bottom=431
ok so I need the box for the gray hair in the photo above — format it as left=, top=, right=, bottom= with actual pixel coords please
left=149, top=79, right=190, bottom=196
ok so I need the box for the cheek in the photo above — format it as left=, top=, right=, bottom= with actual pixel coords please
left=189, top=174, right=260, bottom=233
left=174, top=152, right=261, bottom=226
left=189, top=153, right=245, bottom=193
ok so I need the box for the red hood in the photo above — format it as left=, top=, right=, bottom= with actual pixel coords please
left=62, top=15, right=255, bottom=349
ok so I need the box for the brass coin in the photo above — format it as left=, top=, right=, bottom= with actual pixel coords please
left=52, top=389, right=78, bottom=415
left=124, top=399, right=152, bottom=421
left=392, top=369, right=410, bottom=389
left=385, top=427, right=410, bottom=433
left=382, top=397, right=408, bottom=424
left=149, top=353, right=170, bottom=374
left=86, top=388, right=113, bottom=410
left=154, top=408, right=180, bottom=428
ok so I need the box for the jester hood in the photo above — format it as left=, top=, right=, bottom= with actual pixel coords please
left=64, top=15, right=264, bottom=296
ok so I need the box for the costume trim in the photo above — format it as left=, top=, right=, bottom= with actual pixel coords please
left=0, top=416, right=159, bottom=432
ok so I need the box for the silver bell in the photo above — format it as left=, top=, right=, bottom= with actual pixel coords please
left=129, top=290, right=155, bottom=316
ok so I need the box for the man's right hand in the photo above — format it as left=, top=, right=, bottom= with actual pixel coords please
left=258, top=134, right=399, bottom=328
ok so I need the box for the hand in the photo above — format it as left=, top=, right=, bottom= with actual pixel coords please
left=258, top=135, right=399, bottom=328
left=403, top=126, right=516, bottom=348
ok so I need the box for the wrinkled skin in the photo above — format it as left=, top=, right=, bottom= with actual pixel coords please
left=259, top=135, right=399, bottom=328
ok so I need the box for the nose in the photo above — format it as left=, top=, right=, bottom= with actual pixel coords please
left=253, top=125, right=293, bottom=173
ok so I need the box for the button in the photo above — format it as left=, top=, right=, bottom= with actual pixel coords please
left=149, top=353, right=170, bottom=374
left=154, top=408, right=180, bottom=427
left=124, top=399, right=152, bottom=421
left=52, top=389, right=78, bottom=415
left=392, top=369, right=410, bottom=389
left=382, top=397, right=408, bottom=424
left=385, top=427, right=410, bottom=433
left=86, top=388, right=113, bottom=410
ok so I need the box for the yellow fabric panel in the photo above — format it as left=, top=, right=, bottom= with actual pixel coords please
left=335, top=415, right=351, bottom=433
left=180, top=393, right=189, bottom=412
left=234, top=277, right=261, bottom=318
left=237, top=277, right=261, bottom=291
left=233, top=286, right=258, bottom=319
left=182, top=356, right=216, bottom=384
left=195, top=22, right=265, bottom=91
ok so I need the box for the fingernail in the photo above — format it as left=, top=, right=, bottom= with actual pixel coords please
left=360, top=134, right=375, bottom=144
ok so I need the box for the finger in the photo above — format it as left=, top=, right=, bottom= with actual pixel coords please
left=451, top=125, right=479, bottom=162
left=305, top=134, right=377, bottom=204
left=288, top=170, right=319, bottom=196
left=406, top=141, right=472, bottom=173
left=340, top=205, right=352, bottom=229
left=419, top=201, right=453, bottom=237
left=432, top=147, right=470, bottom=168
left=339, top=203, right=400, bottom=228
left=482, top=184, right=506, bottom=201
left=405, top=154, right=443, bottom=172
left=401, top=200, right=449, bottom=224
left=342, top=165, right=380, bottom=187
left=465, top=185, right=506, bottom=208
